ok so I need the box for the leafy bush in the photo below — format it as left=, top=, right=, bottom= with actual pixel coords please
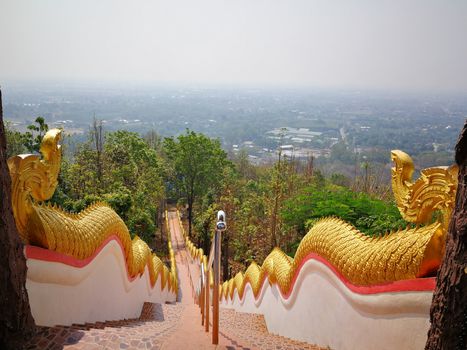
left=104, top=188, right=133, bottom=221
left=282, top=184, right=406, bottom=237
left=127, top=210, right=155, bottom=241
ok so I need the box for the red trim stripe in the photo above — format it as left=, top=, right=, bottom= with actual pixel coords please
left=225, top=252, right=435, bottom=303
left=25, top=239, right=435, bottom=299
left=25, top=235, right=138, bottom=282
left=282, top=253, right=435, bottom=298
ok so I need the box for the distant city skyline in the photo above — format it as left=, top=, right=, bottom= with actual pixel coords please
left=1, top=0, right=467, bottom=93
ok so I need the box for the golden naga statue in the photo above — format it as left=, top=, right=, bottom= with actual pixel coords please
left=220, top=150, right=458, bottom=299
left=8, top=129, right=177, bottom=292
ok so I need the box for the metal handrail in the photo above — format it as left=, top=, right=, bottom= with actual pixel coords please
left=207, top=240, right=215, bottom=271
left=200, top=260, right=205, bottom=285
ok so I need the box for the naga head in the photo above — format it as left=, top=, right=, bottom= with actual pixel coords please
left=391, top=150, right=414, bottom=186
left=8, top=128, right=63, bottom=243
left=40, top=128, right=62, bottom=162
left=391, top=149, right=458, bottom=277
left=391, top=149, right=458, bottom=226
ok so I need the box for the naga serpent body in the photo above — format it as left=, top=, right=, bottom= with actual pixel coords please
left=216, top=150, right=457, bottom=298
left=8, top=129, right=176, bottom=292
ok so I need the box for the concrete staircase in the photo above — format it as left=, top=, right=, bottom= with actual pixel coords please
left=23, top=212, right=323, bottom=350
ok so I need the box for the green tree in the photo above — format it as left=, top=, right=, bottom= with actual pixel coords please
left=4, top=121, right=26, bottom=158
left=103, top=130, right=165, bottom=242
left=194, top=202, right=217, bottom=254
left=164, top=130, right=230, bottom=236
left=4, top=117, right=50, bottom=158
left=24, top=116, right=48, bottom=153
left=330, top=141, right=354, bottom=164
left=66, top=142, right=100, bottom=199
left=281, top=183, right=406, bottom=242
left=55, top=129, right=165, bottom=245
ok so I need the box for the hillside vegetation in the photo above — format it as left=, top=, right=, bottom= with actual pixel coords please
left=6, top=118, right=424, bottom=278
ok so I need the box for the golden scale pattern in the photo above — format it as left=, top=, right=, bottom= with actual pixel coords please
left=220, top=220, right=441, bottom=301
left=180, top=151, right=457, bottom=301
left=7, top=129, right=177, bottom=295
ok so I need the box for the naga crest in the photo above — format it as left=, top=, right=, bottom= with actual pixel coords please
left=391, top=150, right=458, bottom=229
left=391, top=150, right=458, bottom=276
left=8, top=129, right=62, bottom=244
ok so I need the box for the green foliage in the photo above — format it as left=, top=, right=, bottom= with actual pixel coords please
left=282, top=184, right=407, bottom=237
left=164, top=130, right=230, bottom=197
left=49, top=128, right=166, bottom=246
left=5, top=116, right=413, bottom=276
left=4, top=122, right=27, bottom=158
left=329, top=173, right=351, bottom=187
left=65, top=142, right=100, bottom=198
left=103, top=187, right=133, bottom=220
left=193, top=202, right=217, bottom=252
left=355, top=214, right=408, bottom=236
left=330, top=141, right=355, bottom=164
left=4, top=117, right=49, bottom=157
left=103, top=130, right=165, bottom=240
left=127, top=210, right=155, bottom=242
left=24, top=117, right=49, bottom=153
left=164, top=129, right=232, bottom=234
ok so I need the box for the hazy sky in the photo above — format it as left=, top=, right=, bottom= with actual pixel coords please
left=1, top=0, right=467, bottom=92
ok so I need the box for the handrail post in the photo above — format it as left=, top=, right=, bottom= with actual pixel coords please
left=205, top=268, right=209, bottom=332
left=201, top=284, right=205, bottom=325
left=212, top=210, right=226, bottom=345
left=212, top=229, right=220, bottom=344
left=200, top=263, right=205, bottom=325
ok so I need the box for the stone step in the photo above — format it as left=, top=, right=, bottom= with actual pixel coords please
left=24, top=302, right=185, bottom=349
